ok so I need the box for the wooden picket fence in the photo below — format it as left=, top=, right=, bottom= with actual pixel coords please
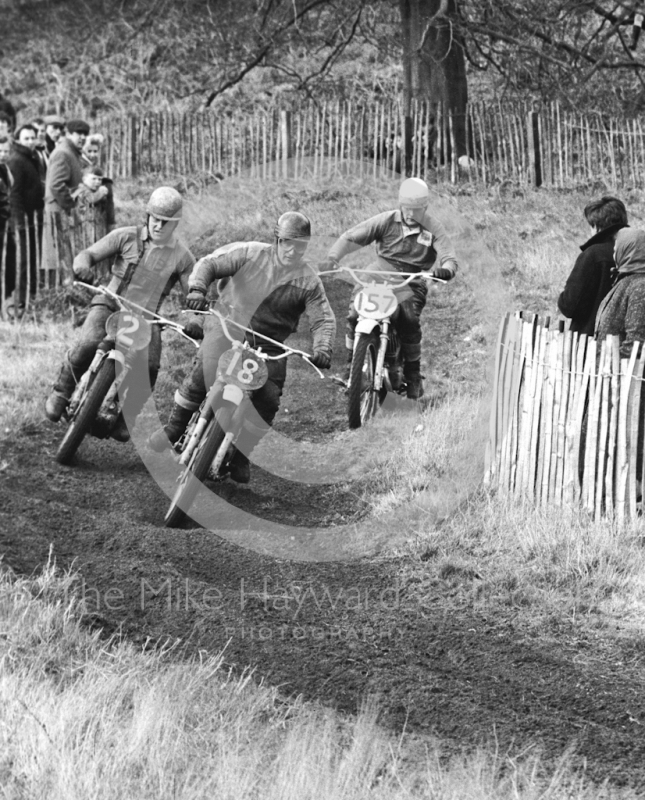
left=485, top=312, right=645, bottom=524
left=0, top=211, right=113, bottom=319
left=90, top=99, right=645, bottom=189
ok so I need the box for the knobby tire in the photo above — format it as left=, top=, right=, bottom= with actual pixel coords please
left=347, top=332, right=381, bottom=429
left=164, top=406, right=234, bottom=528
left=55, top=359, right=116, bottom=465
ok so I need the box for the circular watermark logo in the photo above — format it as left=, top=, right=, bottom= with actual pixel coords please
left=120, top=157, right=509, bottom=561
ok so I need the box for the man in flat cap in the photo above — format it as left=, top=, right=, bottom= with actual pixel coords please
left=43, top=119, right=89, bottom=277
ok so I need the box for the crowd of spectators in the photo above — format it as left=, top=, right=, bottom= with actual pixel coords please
left=0, top=93, right=115, bottom=315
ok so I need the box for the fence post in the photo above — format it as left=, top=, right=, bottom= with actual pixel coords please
left=130, top=115, right=138, bottom=178
left=280, top=109, right=292, bottom=178
left=526, top=102, right=542, bottom=187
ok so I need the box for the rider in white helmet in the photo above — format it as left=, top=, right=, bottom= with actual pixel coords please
left=323, top=177, right=457, bottom=400
left=44, top=186, right=197, bottom=441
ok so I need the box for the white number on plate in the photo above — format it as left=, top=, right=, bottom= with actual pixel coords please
left=225, top=350, right=260, bottom=384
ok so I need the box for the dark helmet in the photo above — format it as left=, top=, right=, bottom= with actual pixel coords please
left=274, top=211, right=311, bottom=240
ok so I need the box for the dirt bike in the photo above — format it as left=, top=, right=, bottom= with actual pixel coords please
left=55, top=283, right=199, bottom=465
left=164, top=310, right=324, bottom=528
left=320, top=266, right=444, bottom=429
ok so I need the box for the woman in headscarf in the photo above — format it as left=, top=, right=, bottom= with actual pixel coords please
left=595, top=227, right=645, bottom=358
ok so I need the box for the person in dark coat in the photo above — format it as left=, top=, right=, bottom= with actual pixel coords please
left=9, top=124, right=46, bottom=304
left=0, top=134, right=16, bottom=309
left=558, top=196, right=628, bottom=335
left=43, top=118, right=89, bottom=277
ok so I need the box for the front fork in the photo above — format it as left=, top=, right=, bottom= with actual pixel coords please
left=373, top=318, right=390, bottom=392
left=179, top=381, right=248, bottom=467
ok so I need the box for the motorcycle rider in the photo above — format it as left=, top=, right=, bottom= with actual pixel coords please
left=322, top=177, right=458, bottom=399
left=44, top=186, right=196, bottom=441
left=148, top=211, right=336, bottom=484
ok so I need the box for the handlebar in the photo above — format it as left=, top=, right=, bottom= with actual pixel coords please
left=73, top=282, right=200, bottom=348
left=184, top=308, right=325, bottom=379
left=317, top=266, right=446, bottom=289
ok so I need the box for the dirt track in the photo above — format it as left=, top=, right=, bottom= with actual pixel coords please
left=3, top=274, right=645, bottom=788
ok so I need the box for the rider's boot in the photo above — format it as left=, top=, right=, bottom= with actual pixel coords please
left=403, top=360, right=425, bottom=400
left=228, top=420, right=270, bottom=484
left=110, top=413, right=131, bottom=442
left=148, top=397, right=196, bottom=452
left=45, top=361, right=76, bottom=422
left=228, top=449, right=250, bottom=484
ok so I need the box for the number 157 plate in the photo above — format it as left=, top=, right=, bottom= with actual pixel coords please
left=353, top=284, right=398, bottom=320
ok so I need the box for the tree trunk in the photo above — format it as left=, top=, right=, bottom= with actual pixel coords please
left=399, top=0, right=468, bottom=161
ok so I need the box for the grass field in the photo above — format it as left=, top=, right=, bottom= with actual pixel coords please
left=3, top=171, right=645, bottom=797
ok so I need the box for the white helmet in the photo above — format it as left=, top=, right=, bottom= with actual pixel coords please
left=146, top=186, right=183, bottom=221
left=398, top=177, right=430, bottom=209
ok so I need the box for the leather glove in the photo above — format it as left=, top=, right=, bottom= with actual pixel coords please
left=74, top=267, right=94, bottom=285
left=429, top=266, right=454, bottom=281
left=310, top=351, right=332, bottom=370
left=183, top=319, right=204, bottom=340
left=186, top=289, right=208, bottom=310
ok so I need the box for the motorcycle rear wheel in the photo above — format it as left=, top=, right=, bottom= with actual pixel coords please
left=55, top=359, right=116, bottom=465
left=347, top=332, right=383, bottom=429
left=164, top=406, right=234, bottom=528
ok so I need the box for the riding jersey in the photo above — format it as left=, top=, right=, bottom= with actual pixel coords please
left=73, top=225, right=195, bottom=312
left=189, top=241, right=335, bottom=356
left=327, top=209, right=458, bottom=277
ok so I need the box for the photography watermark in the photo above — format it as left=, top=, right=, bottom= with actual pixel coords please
left=223, top=623, right=401, bottom=641
left=59, top=575, right=402, bottom=616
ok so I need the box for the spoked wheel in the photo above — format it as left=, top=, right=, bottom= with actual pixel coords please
left=347, top=332, right=383, bottom=429
left=56, top=359, right=116, bottom=465
left=164, top=406, right=234, bottom=528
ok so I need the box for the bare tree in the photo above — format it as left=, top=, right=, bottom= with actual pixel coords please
left=399, top=0, right=468, bottom=166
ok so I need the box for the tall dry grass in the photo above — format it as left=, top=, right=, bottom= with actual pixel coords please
left=0, top=560, right=636, bottom=799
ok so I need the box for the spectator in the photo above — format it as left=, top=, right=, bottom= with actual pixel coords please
left=71, top=166, right=112, bottom=273
left=0, top=93, right=17, bottom=131
left=32, top=117, right=49, bottom=179
left=0, top=111, right=13, bottom=138
left=595, top=227, right=645, bottom=357
left=9, top=123, right=45, bottom=306
left=43, top=118, right=89, bottom=278
left=0, top=135, right=16, bottom=309
left=82, top=134, right=104, bottom=167
left=595, top=227, right=645, bottom=491
left=82, top=133, right=115, bottom=231
left=43, top=115, right=65, bottom=163
left=558, top=196, right=628, bottom=335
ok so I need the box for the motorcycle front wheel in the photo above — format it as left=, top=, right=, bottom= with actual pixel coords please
left=55, top=358, right=116, bottom=465
left=347, top=331, right=383, bottom=429
left=164, top=405, right=234, bottom=528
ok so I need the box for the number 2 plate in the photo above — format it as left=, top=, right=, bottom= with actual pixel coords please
left=106, top=311, right=152, bottom=351
left=217, top=348, right=269, bottom=391
left=353, top=284, right=398, bottom=320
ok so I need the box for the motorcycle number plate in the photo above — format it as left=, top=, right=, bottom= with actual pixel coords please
left=217, top=348, right=268, bottom=391
left=106, top=312, right=152, bottom=352
left=353, top=284, right=398, bottom=320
